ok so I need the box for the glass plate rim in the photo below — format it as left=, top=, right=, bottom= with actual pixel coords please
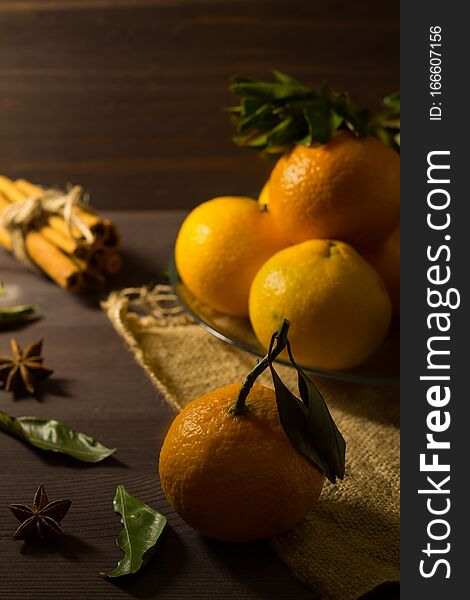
left=168, top=257, right=399, bottom=388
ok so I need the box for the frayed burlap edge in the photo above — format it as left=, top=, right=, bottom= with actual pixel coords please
left=102, top=286, right=187, bottom=412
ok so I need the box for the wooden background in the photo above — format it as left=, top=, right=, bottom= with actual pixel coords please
left=0, top=0, right=399, bottom=209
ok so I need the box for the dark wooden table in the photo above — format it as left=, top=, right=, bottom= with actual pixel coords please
left=0, top=211, right=398, bottom=600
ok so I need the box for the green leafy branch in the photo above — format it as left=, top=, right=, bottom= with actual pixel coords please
left=229, top=70, right=400, bottom=155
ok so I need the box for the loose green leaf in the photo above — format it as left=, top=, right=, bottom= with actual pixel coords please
left=0, top=410, right=116, bottom=463
left=0, top=305, right=36, bottom=326
left=102, top=485, right=167, bottom=578
left=0, top=282, right=36, bottom=328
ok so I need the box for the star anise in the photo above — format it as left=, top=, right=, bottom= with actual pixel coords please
left=9, top=484, right=72, bottom=541
left=0, top=339, right=53, bottom=394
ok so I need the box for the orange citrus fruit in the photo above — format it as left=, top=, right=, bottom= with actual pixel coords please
left=258, top=179, right=271, bottom=208
left=159, top=383, right=324, bottom=542
left=364, top=227, right=400, bottom=315
left=175, top=196, right=289, bottom=317
left=268, top=130, right=400, bottom=250
left=249, top=239, right=392, bottom=370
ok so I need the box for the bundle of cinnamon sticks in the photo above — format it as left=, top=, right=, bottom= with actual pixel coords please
left=0, top=176, right=122, bottom=292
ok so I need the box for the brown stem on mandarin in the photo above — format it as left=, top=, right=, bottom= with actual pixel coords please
left=229, top=319, right=290, bottom=416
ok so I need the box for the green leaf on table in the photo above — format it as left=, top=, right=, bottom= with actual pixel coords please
left=0, top=305, right=36, bottom=326
left=0, top=410, right=116, bottom=462
left=102, top=485, right=167, bottom=578
left=0, top=281, right=36, bottom=328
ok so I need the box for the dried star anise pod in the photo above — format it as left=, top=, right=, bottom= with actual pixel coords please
left=9, top=484, right=72, bottom=541
left=0, top=339, right=53, bottom=394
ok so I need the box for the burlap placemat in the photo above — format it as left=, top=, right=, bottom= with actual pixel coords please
left=103, top=285, right=399, bottom=600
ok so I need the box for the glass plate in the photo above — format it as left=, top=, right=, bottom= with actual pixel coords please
left=168, top=259, right=399, bottom=387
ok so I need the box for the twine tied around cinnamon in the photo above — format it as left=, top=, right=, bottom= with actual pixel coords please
left=1, top=185, right=95, bottom=269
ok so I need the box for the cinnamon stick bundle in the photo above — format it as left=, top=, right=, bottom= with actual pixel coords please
left=0, top=177, right=122, bottom=292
